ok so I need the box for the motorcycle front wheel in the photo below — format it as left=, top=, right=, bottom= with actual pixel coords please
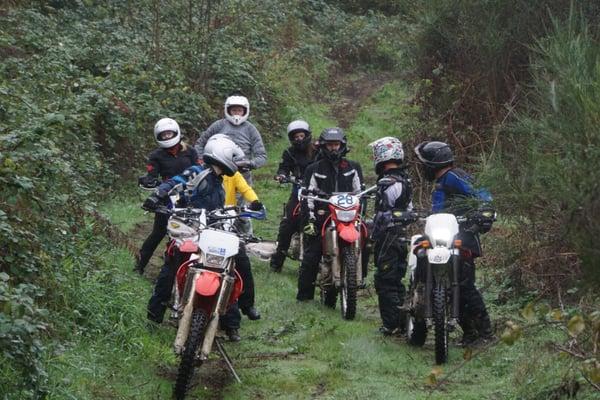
left=433, top=286, right=448, bottom=364
left=174, top=309, right=209, bottom=400
left=340, top=246, right=357, bottom=320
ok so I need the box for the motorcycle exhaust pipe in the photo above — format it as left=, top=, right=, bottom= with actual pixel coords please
left=452, top=253, right=460, bottom=319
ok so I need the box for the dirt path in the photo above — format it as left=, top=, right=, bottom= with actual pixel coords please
left=326, top=70, right=394, bottom=128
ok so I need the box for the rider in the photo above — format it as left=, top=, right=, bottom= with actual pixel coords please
left=194, top=94, right=267, bottom=235
left=296, top=127, right=364, bottom=301
left=206, top=134, right=263, bottom=321
left=143, top=136, right=257, bottom=341
left=270, top=119, right=316, bottom=272
left=369, top=137, right=413, bottom=336
left=135, top=118, right=200, bottom=275
left=414, top=140, right=494, bottom=346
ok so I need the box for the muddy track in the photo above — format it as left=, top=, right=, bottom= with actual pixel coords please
left=326, top=70, right=394, bottom=128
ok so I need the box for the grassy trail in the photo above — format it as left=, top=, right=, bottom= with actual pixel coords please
left=47, top=74, right=596, bottom=400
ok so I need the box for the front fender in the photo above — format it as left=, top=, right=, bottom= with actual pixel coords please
left=427, top=247, right=452, bottom=264
left=338, top=222, right=360, bottom=243
left=195, top=270, right=222, bottom=296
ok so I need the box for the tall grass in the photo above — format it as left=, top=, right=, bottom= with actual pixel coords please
left=485, top=8, right=600, bottom=283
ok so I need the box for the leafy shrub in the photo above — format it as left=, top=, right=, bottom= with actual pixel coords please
left=486, top=8, right=600, bottom=283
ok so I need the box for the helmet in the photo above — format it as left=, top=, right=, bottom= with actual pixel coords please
left=414, top=141, right=454, bottom=168
left=203, top=136, right=245, bottom=176
left=287, top=120, right=312, bottom=150
left=224, top=95, right=250, bottom=126
left=318, top=127, right=347, bottom=162
left=153, top=118, right=181, bottom=148
left=369, top=136, right=405, bottom=175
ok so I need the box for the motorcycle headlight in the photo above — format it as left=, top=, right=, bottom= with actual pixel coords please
left=205, top=253, right=225, bottom=269
left=335, top=209, right=357, bottom=222
left=430, top=228, right=454, bottom=247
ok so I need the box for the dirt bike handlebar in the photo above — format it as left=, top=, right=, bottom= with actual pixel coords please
left=299, top=185, right=377, bottom=203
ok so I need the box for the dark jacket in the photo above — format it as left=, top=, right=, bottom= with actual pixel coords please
left=157, top=165, right=225, bottom=211
left=372, top=168, right=413, bottom=240
left=432, top=167, right=492, bottom=256
left=277, top=147, right=315, bottom=179
left=302, top=157, right=363, bottom=221
left=146, top=144, right=200, bottom=180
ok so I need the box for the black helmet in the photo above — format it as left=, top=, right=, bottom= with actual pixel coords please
left=287, top=120, right=312, bottom=150
left=318, top=127, right=347, bottom=162
left=414, top=141, right=453, bottom=181
left=414, top=141, right=454, bottom=168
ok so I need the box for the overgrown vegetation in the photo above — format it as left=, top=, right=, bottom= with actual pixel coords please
left=2, top=0, right=600, bottom=398
left=0, top=1, right=408, bottom=397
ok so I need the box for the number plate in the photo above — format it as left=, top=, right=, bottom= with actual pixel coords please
left=330, top=194, right=358, bottom=208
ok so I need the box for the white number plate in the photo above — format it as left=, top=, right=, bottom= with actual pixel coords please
left=330, top=194, right=358, bottom=208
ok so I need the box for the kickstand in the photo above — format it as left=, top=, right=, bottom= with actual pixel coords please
left=215, top=338, right=242, bottom=384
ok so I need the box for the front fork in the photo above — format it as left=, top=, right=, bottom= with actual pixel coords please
left=173, top=259, right=236, bottom=359
left=199, top=261, right=235, bottom=361
left=424, top=250, right=461, bottom=320
left=323, top=221, right=362, bottom=288
left=174, top=267, right=201, bottom=354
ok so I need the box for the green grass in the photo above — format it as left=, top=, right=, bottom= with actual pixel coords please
left=44, top=80, right=600, bottom=400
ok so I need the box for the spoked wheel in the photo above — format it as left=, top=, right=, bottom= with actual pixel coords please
left=433, top=286, right=448, bottom=364
left=340, top=246, right=358, bottom=320
left=174, top=309, right=209, bottom=400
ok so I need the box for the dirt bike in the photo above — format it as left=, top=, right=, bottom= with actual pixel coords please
left=153, top=204, right=265, bottom=399
left=405, top=208, right=495, bottom=364
left=278, top=175, right=304, bottom=261
left=300, top=185, right=376, bottom=320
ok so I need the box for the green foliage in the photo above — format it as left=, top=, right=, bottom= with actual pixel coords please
left=485, top=7, right=600, bottom=282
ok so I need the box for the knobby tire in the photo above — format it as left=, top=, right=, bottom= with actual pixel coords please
left=433, top=286, right=448, bottom=364
left=340, top=246, right=357, bottom=320
left=174, top=309, right=209, bottom=400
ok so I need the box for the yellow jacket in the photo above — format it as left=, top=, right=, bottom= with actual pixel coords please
left=223, top=172, right=259, bottom=206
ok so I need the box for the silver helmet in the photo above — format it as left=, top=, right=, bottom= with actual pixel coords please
left=203, top=135, right=245, bottom=176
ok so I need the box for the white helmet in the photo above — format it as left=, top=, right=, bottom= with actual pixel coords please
left=224, top=95, right=250, bottom=126
left=153, top=118, right=181, bottom=148
left=369, top=136, right=405, bottom=175
left=203, top=136, right=245, bottom=176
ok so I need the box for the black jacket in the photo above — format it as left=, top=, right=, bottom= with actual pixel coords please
left=146, top=144, right=199, bottom=180
left=276, top=147, right=315, bottom=180
left=372, top=168, right=413, bottom=240
left=302, top=157, right=363, bottom=220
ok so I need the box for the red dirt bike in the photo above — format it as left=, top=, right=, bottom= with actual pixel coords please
left=300, top=185, right=376, bottom=320
left=154, top=205, right=266, bottom=399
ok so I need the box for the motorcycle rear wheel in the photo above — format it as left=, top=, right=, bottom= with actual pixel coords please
left=174, top=309, right=209, bottom=400
left=433, top=286, right=448, bottom=364
left=340, top=246, right=357, bottom=320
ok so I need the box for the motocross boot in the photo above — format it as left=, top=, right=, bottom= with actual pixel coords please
left=226, top=328, right=241, bottom=342
left=475, top=311, right=494, bottom=341
left=269, top=250, right=286, bottom=273
left=458, top=317, right=479, bottom=347
left=132, top=252, right=144, bottom=275
left=241, top=306, right=261, bottom=320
